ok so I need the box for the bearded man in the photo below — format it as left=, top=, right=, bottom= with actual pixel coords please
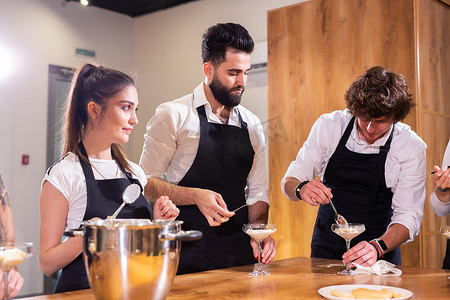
left=139, top=23, right=276, bottom=274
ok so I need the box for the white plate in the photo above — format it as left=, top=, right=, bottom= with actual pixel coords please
left=318, top=284, right=413, bottom=299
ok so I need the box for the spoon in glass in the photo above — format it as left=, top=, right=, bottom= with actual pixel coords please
left=233, top=192, right=263, bottom=213
left=111, top=183, right=141, bottom=219
left=327, top=196, right=348, bottom=226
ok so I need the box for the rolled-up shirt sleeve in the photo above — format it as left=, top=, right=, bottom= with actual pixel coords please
left=430, top=193, right=450, bottom=217
left=246, top=120, right=270, bottom=206
left=387, top=134, right=427, bottom=243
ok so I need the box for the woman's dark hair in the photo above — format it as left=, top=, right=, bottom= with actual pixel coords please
left=63, top=63, right=135, bottom=172
left=345, top=66, right=414, bottom=122
left=201, top=23, right=254, bottom=67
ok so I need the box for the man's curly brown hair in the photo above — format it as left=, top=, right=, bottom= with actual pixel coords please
left=345, top=66, right=414, bottom=122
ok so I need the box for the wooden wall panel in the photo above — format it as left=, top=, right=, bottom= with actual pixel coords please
left=417, top=0, right=450, bottom=268
left=268, top=0, right=418, bottom=263
left=419, top=0, right=450, bottom=117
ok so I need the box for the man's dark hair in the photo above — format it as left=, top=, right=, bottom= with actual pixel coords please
left=201, top=23, right=254, bottom=67
left=345, top=66, right=415, bottom=122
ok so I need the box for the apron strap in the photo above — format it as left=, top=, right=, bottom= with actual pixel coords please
left=197, top=105, right=248, bottom=129
left=369, top=124, right=394, bottom=205
left=78, top=142, right=95, bottom=180
left=338, top=116, right=356, bottom=149
left=78, top=142, right=143, bottom=193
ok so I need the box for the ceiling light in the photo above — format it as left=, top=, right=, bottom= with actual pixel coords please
left=80, top=0, right=88, bottom=6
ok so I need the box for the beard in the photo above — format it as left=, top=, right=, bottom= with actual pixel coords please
left=209, top=75, right=244, bottom=108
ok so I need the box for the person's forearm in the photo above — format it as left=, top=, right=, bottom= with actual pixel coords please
left=0, top=182, right=15, bottom=244
left=40, top=237, right=83, bottom=276
left=248, top=202, right=269, bottom=223
left=282, top=177, right=301, bottom=201
left=379, top=223, right=410, bottom=252
left=144, top=177, right=199, bottom=206
left=435, top=189, right=450, bottom=204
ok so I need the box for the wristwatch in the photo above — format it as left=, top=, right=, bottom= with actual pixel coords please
left=295, top=181, right=310, bottom=200
left=437, top=187, right=449, bottom=192
left=369, top=238, right=388, bottom=258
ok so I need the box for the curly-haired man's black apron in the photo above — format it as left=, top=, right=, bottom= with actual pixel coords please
left=311, top=116, right=401, bottom=265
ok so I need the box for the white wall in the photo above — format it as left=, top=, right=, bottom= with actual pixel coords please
left=0, top=0, right=303, bottom=296
left=0, top=0, right=134, bottom=295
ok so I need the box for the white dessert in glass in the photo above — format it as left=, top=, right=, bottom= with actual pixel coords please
left=331, top=223, right=365, bottom=275
left=242, top=224, right=276, bottom=276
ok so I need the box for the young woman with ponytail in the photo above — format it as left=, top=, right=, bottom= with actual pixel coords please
left=39, top=63, right=179, bottom=293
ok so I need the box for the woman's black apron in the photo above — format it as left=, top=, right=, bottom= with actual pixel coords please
left=53, top=143, right=153, bottom=293
left=176, top=105, right=255, bottom=274
left=311, top=116, right=401, bottom=265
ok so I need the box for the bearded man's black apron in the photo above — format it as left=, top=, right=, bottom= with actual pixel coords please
left=176, top=105, right=255, bottom=274
left=311, top=116, right=401, bottom=265
left=53, top=143, right=153, bottom=293
left=443, top=241, right=450, bottom=269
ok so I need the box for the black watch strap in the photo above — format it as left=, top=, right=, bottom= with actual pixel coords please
left=295, top=181, right=309, bottom=200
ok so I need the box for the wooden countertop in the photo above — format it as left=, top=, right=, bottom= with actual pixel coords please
left=22, top=257, right=450, bottom=299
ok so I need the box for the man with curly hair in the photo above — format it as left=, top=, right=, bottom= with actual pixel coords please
left=281, top=66, right=426, bottom=266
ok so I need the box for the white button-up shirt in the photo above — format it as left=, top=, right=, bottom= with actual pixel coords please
left=430, top=140, right=450, bottom=217
left=139, top=82, right=269, bottom=205
left=282, top=109, right=427, bottom=242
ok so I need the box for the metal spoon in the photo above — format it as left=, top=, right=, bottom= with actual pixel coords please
left=233, top=192, right=263, bottom=213
left=327, top=196, right=348, bottom=226
left=111, top=183, right=141, bottom=219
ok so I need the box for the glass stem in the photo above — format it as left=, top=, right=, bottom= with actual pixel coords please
left=3, top=271, right=9, bottom=300
left=345, top=239, right=351, bottom=270
left=257, top=242, right=262, bottom=271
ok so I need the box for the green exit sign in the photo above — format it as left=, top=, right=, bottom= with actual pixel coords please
left=75, top=48, right=95, bottom=57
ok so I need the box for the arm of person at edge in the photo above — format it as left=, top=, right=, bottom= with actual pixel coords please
left=281, top=113, right=426, bottom=267
left=0, top=174, right=23, bottom=299
left=431, top=166, right=450, bottom=206
left=430, top=140, right=450, bottom=217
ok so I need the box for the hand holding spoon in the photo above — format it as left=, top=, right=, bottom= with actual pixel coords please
left=431, top=165, right=450, bottom=174
left=111, top=183, right=141, bottom=219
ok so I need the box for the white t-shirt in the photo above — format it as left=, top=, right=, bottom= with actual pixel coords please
left=430, top=140, right=450, bottom=217
left=42, top=152, right=147, bottom=230
left=282, top=109, right=427, bottom=242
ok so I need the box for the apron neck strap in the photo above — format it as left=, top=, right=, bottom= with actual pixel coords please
left=197, top=105, right=247, bottom=128
left=78, top=142, right=132, bottom=182
left=78, top=142, right=95, bottom=179
left=370, top=124, right=395, bottom=205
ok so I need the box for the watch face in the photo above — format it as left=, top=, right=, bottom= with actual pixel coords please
left=377, top=239, right=388, bottom=252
